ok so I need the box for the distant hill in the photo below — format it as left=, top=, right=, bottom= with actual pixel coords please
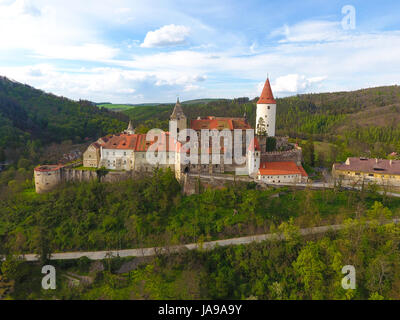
left=98, top=98, right=226, bottom=112
left=181, top=98, right=227, bottom=105
left=97, top=103, right=137, bottom=111
left=0, top=76, right=128, bottom=162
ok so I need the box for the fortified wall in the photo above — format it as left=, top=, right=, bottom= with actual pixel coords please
left=182, top=173, right=254, bottom=195
left=34, top=162, right=142, bottom=193
left=260, top=148, right=303, bottom=166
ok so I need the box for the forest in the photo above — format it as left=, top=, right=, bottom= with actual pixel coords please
left=1, top=168, right=400, bottom=256
left=0, top=76, right=128, bottom=164
left=2, top=197, right=400, bottom=300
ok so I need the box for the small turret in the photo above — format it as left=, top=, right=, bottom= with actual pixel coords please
left=170, top=97, right=187, bottom=133
left=125, top=120, right=135, bottom=134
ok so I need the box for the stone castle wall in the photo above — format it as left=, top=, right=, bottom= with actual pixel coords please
left=35, top=163, right=150, bottom=193
left=182, top=173, right=253, bottom=195
left=260, top=148, right=303, bottom=165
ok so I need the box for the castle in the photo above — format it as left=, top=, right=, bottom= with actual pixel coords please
left=34, top=77, right=307, bottom=193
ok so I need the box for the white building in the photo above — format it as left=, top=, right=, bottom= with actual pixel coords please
left=258, top=161, right=308, bottom=184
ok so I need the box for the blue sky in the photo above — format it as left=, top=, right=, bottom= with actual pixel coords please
left=1, top=0, right=400, bottom=103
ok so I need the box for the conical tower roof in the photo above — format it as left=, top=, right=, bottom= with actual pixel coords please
left=257, top=78, right=276, bottom=104
left=127, top=120, right=134, bottom=131
left=125, top=120, right=135, bottom=134
left=170, top=97, right=185, bottom=119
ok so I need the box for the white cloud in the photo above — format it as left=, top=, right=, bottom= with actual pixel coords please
left=34, top=43, right=119, bottom=61
left=271, top=20, right=346, bottom=43
left=140, top=24, right=190, bottom=48
left=269, top=74, right=327, bottom=95
left=0, top=0, right=118, bottom=61
left=0, top=0, right=41, bottom=17
left=0, top=64, right=209, bottom=103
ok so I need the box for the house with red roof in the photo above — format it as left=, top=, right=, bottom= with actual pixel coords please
left=258, top=161, right=308, bottom=184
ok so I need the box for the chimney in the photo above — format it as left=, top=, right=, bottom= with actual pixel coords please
left=375, top=158, right=378, bottom=164
left=390, top=159, right=393, bottom=165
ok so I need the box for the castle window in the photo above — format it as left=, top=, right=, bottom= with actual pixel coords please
left=267, top=106, right=270, bottom=109
left=124, top=152, right=126, bottom=156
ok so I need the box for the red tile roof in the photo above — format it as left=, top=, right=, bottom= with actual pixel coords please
left=102, top=134, right=138, bottom=150
left=135, top=132, right=180, bottom=152
left=34, top=164, right=64, bottom=172
left=258, top=161, right=308, bottom=176
left=257, top=78, right=276, bottom=104
left=101, top=133, right=180, bottom=152
left=190, top=117, right=251, bottom=130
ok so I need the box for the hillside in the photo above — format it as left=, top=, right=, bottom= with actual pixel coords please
left=0, top=76, right=128, bottom=162
left=98, top=99, right=225, bottom=112
left=124, top=85, right=400, bottom=162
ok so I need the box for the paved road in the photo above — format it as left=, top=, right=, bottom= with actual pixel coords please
left=15, top=219, right=399, bottom=262
left=190, top=174, right=400, bottom=198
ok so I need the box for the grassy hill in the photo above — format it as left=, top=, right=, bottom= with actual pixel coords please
left=98, top=98, right=225, bottom=112
left=97, top=103, right=137, bottom=111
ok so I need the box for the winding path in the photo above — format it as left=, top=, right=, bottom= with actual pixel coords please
left=16, top=219, right=400, bottom=262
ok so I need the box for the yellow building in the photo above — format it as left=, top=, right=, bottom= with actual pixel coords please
left=82, top=142, right=101, bottom=168
left=332, top=157, right=400, bottom=186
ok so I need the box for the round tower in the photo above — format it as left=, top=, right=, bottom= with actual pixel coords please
left=34, top=165, right=63, bottom=193
left=256, top=77, right=276, bottom=137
